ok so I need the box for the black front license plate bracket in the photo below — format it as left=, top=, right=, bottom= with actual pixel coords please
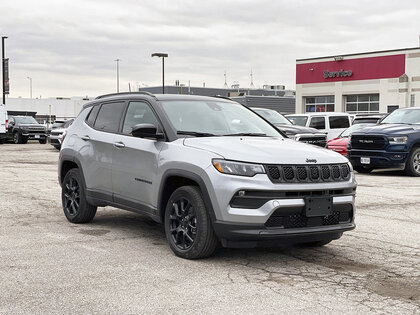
left=304, top=196, right=333, bottom=217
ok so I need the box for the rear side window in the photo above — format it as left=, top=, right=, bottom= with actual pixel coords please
left=86, top=105, right=100, bottom=127
left=329, top=116, right=350, bottom=129
left=309, top=117, right=326, bottom=129
left=94, top=102, right=126, bottom=133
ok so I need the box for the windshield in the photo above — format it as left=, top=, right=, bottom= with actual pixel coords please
left=160, top=100, right=282, bottom=137
left=15, top=116, right=38, bottom=124
left=253, top=108, right=292, bottom=125
left=381, top=109, right=420, bottom=124
left=341, top=123, right=375, bottom=137
left=287, top=116, right=308, bottom=126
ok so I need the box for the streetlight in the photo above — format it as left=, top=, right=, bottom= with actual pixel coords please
left=27, top=77, right=32, bottom=99
left=115, top=59, right=121, bottom=93
left=2, top=36, right=8, bottom=105
left=151, top=53, right=168, bottom=94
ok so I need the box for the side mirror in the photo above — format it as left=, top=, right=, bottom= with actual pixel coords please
left=131, top=123, right=164, bottom=140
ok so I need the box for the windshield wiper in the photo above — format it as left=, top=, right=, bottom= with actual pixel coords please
left=223, top=132, right=267, bottom=137
left=177, top=131, right=216, bottom=137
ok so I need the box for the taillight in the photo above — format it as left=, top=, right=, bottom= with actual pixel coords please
left=5, top=120, right=8, bottom=131
left=61, top=131, right=67, bottom=142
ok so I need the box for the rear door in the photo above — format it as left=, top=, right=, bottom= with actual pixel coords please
left=308, top=116, right=326, bottom=134
left=328, top=116, right=351, bottom=140
left=112, top=100, right=164, bottom=212
left=80, top=101, right=127, bottom=197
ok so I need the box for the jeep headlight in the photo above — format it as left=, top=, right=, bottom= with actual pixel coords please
left=212, top=159, right=266, bottom=177
left=388, top=136, right=408, bottom=144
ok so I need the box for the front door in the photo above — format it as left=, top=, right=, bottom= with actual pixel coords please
left=112, top=101, right=164, bottom=213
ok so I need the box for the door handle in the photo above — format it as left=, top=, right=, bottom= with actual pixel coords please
left=114, top=141, right=125, bottom=148
left=81, top=135, right=90, bottom=141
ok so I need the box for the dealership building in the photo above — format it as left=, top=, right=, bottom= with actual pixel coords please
left=295, top=47, right=420, bottom=114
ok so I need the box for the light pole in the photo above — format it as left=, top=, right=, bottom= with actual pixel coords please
left=27, top=77, right=32, bottom=98
left=115, top=58, right=121, bottom=93
left=151, top=53, right=168, bottom=94
left=2, top=36, right=8, bottom=104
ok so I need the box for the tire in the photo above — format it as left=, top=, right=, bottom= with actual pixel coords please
left=61, top=168, right=97, bottom=223
left=39, top=138, right=47, bottom=144
left=164, top=186, right=218, bottom=259
left=404, top=146, right=420, bottom=177
left=0, top=138, right=4, bottom=144
left=300, top=239, right=333, bottom=247
left=13, top=132, right=23, bottom=144
left=53, top=145, right=61, bottom=150
left=354, top=166, right=373, bottom=174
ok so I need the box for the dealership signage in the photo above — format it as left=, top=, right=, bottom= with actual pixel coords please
left=3, top=58, right=9, bottom=94
left=323, top=69, right=353, bottom=79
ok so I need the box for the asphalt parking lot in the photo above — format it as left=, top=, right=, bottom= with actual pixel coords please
left=1, top=143, right=419, bottom=314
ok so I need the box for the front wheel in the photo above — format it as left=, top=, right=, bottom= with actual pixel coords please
left=39, top=138, right=47, bottom=144
left=13, top=132, right=27, bottom=144
left=164, top=186, right=218, bottom=259
left=62, top=168, right=97, bottom=223
left=405, top=147, right=420, bottom=177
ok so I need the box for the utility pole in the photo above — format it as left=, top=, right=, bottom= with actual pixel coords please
left=2, top=36, right=8, bottom=105
left=115, top=58, right=120, bottom=93
left=27, top=77, right=32, bottom=98
left=151, top=53, right=168, bottom=94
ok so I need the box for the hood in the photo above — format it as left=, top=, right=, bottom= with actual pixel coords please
left=273, top=124, right=321, bottom=135
left=183, top=136, right=348, bottom=164
left=327, top=137, right=349, bottom=147
left=18, top=124, right=45, bottom=129
left=353, top=123, right=420, bottom=135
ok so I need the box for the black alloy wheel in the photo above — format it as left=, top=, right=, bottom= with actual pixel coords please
left=13, top=132, right=20, bottom=144
left=164, top=186, right=218, bottom=259
left=168, top=197, right=197, bottom=250
left=61, top=168, right=97, bottom=223
left=63, top=176, right=81, bottom=218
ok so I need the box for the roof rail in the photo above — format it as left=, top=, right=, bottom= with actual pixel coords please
left=94, top=91, right=156, bottom=100
left=212, top=95, right=232, bottom=101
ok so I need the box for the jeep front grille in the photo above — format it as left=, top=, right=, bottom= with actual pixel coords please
left=265, top=164, right=350, bottom=183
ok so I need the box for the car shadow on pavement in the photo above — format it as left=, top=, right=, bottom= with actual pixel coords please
left=85, top=209, right=367, bottom=268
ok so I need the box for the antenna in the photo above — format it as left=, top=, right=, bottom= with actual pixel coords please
left=250, top=69, right=255, bottom=88
left=223, top=71, right=228, bottom=88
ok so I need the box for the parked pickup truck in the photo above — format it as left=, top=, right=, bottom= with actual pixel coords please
left=7, top=115, right=48, bottom=144
left=347, top=107, right=420, bottom=176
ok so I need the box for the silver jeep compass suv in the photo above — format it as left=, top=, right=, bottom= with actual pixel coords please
left=59, top=92, right=356, bottom=259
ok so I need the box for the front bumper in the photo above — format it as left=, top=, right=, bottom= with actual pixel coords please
left=213, top=221, right=355, bottom=248
left=348, top=149, right=407, bottom=169
left=201, top=165, right=356, bottom=245
left=22, top=132, right=47, bottom=140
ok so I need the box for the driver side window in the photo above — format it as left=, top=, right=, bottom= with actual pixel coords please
left=122, top=101, right=158, bottom=135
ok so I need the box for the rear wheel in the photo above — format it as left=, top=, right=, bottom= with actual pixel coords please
left=164, top=186, right=218, bottom=259
left=354, top=166, right=373, bottom=174
left=404, top=147, right=420, bottom=177
left=39, top=138, right=47, bottom=144
left=0, top=138, right=4, bottom=144
left=62, top=168, right=97, bottom=223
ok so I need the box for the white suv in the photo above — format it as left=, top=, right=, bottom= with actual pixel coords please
left=286, top=113, right=352, bottom=140
left=0, top=104, right=7, bottom=144
left=59, top=93, right=356, bottom=259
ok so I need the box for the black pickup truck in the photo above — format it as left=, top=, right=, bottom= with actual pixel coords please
left=348, top=107, right=420, bottom=176
left=7, top=115, right=47, bottom=144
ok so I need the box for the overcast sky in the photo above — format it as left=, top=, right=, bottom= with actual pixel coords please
left=1, top=0, right=420, bottom=98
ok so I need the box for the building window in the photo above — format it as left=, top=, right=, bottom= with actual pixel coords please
left=345, top=94, right=379, bottom=113
left=305, top=96, right=334, bottom=112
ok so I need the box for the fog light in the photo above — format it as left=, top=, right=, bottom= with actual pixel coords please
left=238, top=190, right=245, bottom=196
left=393, top=154, right=402, bottom=159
